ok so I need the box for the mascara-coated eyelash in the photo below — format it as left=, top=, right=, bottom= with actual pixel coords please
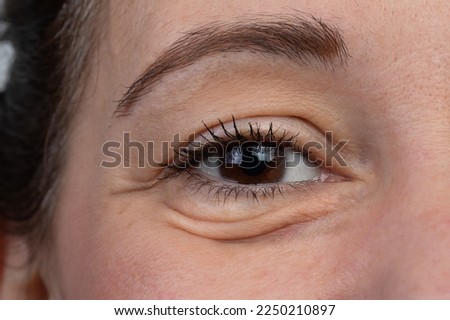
left=152, top=117, right=333, bottom=203
left=169, top=116, right=303, bottom=168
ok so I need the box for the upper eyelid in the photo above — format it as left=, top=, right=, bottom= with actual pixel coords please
left=171, top=119, right=305, bottom=164
left=188, top=118, right=303, bottom=146
left=161, top=117, right=337, bottom=167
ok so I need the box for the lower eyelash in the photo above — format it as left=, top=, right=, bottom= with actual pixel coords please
left=166, top=119, right=305, bottom=172
left=173, top=169, right=314, bottom=205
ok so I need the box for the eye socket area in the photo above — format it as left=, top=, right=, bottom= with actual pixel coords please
left=153, top=116, right=357, bottom=240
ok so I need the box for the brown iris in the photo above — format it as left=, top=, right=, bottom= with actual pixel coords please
left=218, top=141, right=284, bottom=184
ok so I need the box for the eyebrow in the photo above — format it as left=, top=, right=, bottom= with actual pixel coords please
left=115, top=13, right=349, bottom=116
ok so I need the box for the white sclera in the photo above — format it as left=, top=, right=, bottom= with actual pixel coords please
left=280, top=148, right=322, bottom=182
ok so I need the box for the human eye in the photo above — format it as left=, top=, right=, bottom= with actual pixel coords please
left=158, top=116, right=343, bottom=203
left=143, top=115, right=355, bottom=240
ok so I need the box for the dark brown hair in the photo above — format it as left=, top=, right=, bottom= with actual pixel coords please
left=0, top=0, right=100, bottom=247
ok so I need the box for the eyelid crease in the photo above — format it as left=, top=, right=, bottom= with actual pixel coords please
left=166, top=206, right=316, bottom=241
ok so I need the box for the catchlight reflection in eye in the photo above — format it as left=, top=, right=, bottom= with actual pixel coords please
left=197, top=141, right=328, bottom=185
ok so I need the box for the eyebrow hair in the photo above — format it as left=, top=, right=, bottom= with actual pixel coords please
left=115, top=13, right=349, bottom=116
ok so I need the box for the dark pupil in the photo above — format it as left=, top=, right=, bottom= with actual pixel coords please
left=239, top=145, right=267, bottom=176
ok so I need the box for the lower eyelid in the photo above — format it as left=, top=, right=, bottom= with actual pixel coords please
left=165, top=204, right=317, bottom=240
left=155, top=166, right=363, bottom=239
left=164, top=181, right=354, bottom=240
left=164, top=172, right=349, bottom=211
left=171, top=168, right=345, bottom=210
left=181, top=169, right=315, bottom=206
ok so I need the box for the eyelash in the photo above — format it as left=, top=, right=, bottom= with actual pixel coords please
left=152, top=117, right=320, bottom=203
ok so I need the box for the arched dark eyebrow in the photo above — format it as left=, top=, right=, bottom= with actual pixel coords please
left=115, top=14, right=349, bottom=116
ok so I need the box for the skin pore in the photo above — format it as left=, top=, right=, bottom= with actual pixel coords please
left=3, top=0, right=450, bottom=298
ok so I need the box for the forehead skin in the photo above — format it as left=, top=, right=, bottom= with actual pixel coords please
left=46, top=1, right=450, bottom=298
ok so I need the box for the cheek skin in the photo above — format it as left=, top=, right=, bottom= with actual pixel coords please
left=367, top=159, right=450, bottom=298
left=51, top=187, right=387, bottom=299
left=50, top=127, right=450, bottom=299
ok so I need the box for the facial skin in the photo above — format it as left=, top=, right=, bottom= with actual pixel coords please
left=4, top=0, right=449, bottom=299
